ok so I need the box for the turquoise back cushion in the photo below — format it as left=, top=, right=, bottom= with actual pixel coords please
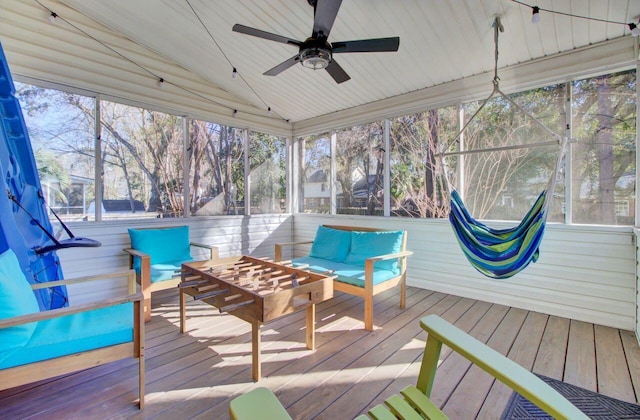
left=309, top=226, right=352, bottom=262
left=344, top=230, right=404, bottom=273
left=0, top=249, right=40, bottom=363
left=128, top=226, right=192, bottom=268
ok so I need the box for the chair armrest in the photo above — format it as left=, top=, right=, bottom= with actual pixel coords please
left=190, top=242, right=219, bottom=260
left=365, top=250, right=413, bottom=263
left=123, top=248, right=150, bottom=269
left=417, top=314, right=588, bottom=420
left=275, top=241, right=314, bottom=261
left=31, top=270, right=137, bottom=291
left=276, top=241, right=315, bottom=247
left=123, top=248, right=150, bottom=260
left=0, top=270, right=141, bottom=329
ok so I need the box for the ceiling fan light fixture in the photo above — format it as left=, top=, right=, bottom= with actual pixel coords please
left=300, top=47, right=331, bottom=70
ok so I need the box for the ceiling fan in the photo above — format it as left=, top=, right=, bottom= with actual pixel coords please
left=232, top=0, right=400, bottom=84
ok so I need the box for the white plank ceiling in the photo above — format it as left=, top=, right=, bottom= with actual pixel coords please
left=15, top=0, right=640, bottom=124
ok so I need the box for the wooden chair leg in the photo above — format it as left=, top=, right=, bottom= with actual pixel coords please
left=400, top=274, right=406, bottom=310
left=364, top=293, right=374, bottom=331
left=135, top=299, right=146, bottom=409
left=139, top=258, right=152, bottom=322
left=364, top=261, right=374, bottom=331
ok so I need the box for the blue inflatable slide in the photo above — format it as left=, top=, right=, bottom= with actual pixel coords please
left=0, top=42, right=99, bottom=310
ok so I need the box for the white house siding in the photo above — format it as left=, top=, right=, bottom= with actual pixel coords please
left=294, top=214, right=636, bottom=330
left=58, top=214, right=292, bottom=304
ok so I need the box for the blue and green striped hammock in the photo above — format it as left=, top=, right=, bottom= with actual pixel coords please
left=449, top=188, right=548, bottom=279
left=444, top=17, right=568, bottom=280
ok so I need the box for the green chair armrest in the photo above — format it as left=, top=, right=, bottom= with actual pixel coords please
left=417, top=314, right=588, bottom=420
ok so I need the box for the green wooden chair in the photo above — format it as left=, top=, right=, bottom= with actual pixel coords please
left=229, top=314, right=588, bottom=420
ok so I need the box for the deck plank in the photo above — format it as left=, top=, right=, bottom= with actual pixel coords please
left=565, top=320, right=597, bottom=391
left=594, top=324, right=636, bottom=401
left=476, top=311, right=548, bottom=419
left=427, top=303, right=510, bottom=412
left=1, top=286, right=639, bottom=420
left=532, top=315, right=570, bottom=380
left=442, top=307, right=528, bottom=418
left=620, top=330, right=640, bottom=403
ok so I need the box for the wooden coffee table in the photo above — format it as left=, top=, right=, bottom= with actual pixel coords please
left=179, top=256, right=333, bottom=381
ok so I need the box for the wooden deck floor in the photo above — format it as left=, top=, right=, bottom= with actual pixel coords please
left=2, top=286, right=640, bottom=419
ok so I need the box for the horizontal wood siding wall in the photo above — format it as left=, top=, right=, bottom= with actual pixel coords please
left=57, top=215, right=292, bottom=304
left=294, top=214, right=636, bottom=330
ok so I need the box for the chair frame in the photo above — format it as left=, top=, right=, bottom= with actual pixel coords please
left=0, top=270, right=145, bottom=409
left=123, top=226, right=218, bottom=322
left=275, top=224, right=412, bottom=331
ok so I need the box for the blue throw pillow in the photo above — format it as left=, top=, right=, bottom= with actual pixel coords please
left=344, top=230, right=404, bottom=273
left=309, top=226, right=352, bottom=263
left=0, top=248, right=40, bottom=362
left=128, top=226, right=192, bottom=268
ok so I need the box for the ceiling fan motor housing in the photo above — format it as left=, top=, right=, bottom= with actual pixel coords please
left=299, top=37, right=332, bottom=70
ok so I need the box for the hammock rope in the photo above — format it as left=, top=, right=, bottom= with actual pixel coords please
left=443, top=16, right=568, bottom=279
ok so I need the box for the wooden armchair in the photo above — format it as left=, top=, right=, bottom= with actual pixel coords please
left=230, top=315, right=587, bottom=419
left=124, top=225, right=218, bottom=322
left=0, top=263, right=144, bottom=409
left=275, top=225, right=412, bottom=331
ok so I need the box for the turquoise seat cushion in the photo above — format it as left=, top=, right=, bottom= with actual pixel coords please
left=292, top=256, right=397, bottom=288
left=150, top=259, right=193, bottom=283
left=128, top=226, right=193, bottom=274
left=0, top=249, right=40, bottom=364
left=0, top=302, right=134, bottom=369
left=344, top=231, right=404, bottom=274
left=309, top=226, right=352, bottom=263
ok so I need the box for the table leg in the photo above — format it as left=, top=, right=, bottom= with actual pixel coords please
left=306, top=303, right=315, bottom=350
left=252, top=320, right=261, bottom=381
left=180, top=289, right=186, bottom=334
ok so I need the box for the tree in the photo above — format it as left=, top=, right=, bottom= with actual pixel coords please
left=335, top=123, right=384, bottom=215
left=249, top=132, right=286, bottom=213
left=390, top=109, right=457, bottom=218
left=571, top=71, right=636, bottom=224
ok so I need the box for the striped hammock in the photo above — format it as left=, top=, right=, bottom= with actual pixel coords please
left=443, top=19, right=568, bottom=280
left=449, top=188, right=548, bottom=279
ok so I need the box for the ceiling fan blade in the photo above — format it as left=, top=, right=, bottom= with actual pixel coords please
left=325, top=59, right=350, bottom=84
left=332, top=37, right=400, bottom=53
left=264, top=55, right=301, bottom=76
left=312, top=0, right=342, bottom=39
left=232, top=24, right=302, bottom=47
